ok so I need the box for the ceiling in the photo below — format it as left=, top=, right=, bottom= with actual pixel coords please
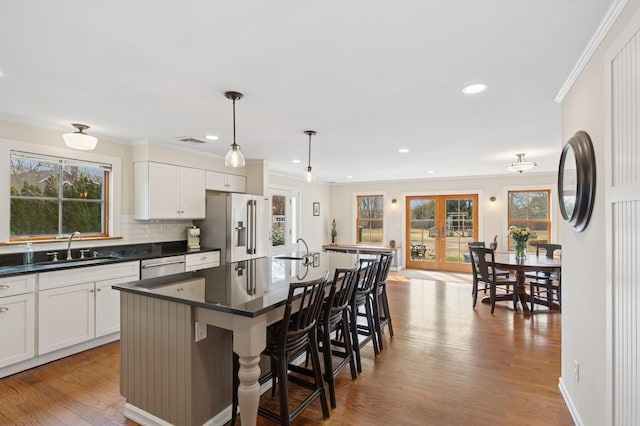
left=0, top=1, right=613, bottom=183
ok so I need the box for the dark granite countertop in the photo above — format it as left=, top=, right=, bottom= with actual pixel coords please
left=113, top=252, right=360, bottom=318
left=0, top=241, right=220, bottom=278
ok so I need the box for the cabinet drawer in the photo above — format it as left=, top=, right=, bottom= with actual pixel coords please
left=185, top=251, right=220, bottom=272
left=39, top=261, right=140, bottom=290
left=0, top=275, right=36, bottom=297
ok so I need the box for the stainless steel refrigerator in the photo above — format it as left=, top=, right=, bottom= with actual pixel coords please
left=196, top=193, right=269, bottom=263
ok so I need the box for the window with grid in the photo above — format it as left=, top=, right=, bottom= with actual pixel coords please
left=10, top=151, right=110, bottom=240
left=356, top=195, right=384, bottom=244
left=507, top=190, right=551, bottom=252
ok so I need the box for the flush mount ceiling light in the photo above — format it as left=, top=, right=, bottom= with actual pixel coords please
left=462, top=83, right=488, bottom=95
left=224, top=91, right=246, bottom=168
left=398, top=148, right=410, bottom=153
left=63, top=123, right=98, bottom=150
left=507, top=153, right=537, bottom=173
left=303, top=130, right=317, bottom=183
left=205, top=134, right=219, bottom=141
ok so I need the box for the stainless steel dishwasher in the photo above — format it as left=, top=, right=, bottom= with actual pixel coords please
left=140, top=255, right=186, bottom=279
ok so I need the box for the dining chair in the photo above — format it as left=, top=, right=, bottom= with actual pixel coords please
left=468, top=241, right=509, bottom=295
left=317, top=266, right=360, bottom=409
left=372, top=252, right=394, bottom=351
left=231, top=275, right=330, bottom=425
left=527, top=243, right=562, bottom=311
left=469, top=246, right=517, bottom=314
left=350, top=257, right=380, bottom=373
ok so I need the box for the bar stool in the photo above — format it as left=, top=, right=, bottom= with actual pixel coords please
left=372, top=252, right=394, bottom=351
left=231, top=275, right=330, bottom=425
left=350, top=258, right=380, bottom=373
left=317, top=266, right=360, bottom=408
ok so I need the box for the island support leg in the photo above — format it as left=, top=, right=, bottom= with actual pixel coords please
left=233, top=316, right=267, bottom=426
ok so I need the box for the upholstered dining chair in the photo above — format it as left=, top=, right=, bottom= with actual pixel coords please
left=469, top=246, right=517, bottom=314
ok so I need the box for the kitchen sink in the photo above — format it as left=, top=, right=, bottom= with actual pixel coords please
left=35, top=255, right=120, bottom=266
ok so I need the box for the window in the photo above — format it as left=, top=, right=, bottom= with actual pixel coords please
left=507, top=190, right=551, bottom=251
left=356, top=195, right=384, bottom=244
left=10, top=151, right=110, bottom=240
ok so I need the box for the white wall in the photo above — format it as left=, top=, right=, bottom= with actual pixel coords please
left=329, top=173, right=557, bottom=262
left=560, top=1, right=640, bottom=424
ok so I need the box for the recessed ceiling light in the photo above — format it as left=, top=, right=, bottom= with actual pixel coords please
left=292, top=159, right=301, bottom=164
left=398, top=148, right=410, bottom=153
left=462, top=83, right=488, bottom=95
left=205, top=135, right=219, bottom=140
left=427, top=170, right=435, bottom=174
left=346, top=175, right=353, bottom=179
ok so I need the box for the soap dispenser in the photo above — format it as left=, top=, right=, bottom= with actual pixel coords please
left=24, top=242, right=34, bottom=265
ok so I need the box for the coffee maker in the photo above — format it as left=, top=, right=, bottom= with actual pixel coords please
left=187, top=225, right=201, bottom=251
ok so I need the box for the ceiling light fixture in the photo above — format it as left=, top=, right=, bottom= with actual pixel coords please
left=224, top=91, right=246, bottom=168
left=303, top=130, right=317, bottom=183
left=462, top=83, right=488, bottom=95
left=63, top=123, right=97, bottom=150
left=205, top=134, right=219, bottom=141
left=506, top=153, right=537, bottom=173
left=398, top=148, right=410, bottom=153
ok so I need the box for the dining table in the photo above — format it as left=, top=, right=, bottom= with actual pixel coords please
left=487, top=252, right=562, bottom=314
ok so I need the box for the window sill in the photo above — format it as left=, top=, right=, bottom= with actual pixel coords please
left=2, top=236, right=124, bottom=246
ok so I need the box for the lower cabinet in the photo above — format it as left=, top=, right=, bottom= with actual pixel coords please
left=38, top=282, right=95, bottom=354
left=37, top=261, right=140, bottom=356
left=0, top=292, right=35, bottom=369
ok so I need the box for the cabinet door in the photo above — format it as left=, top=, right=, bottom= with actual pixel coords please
left=178, top=167, right=205, bottom=218
left=205, top=171, right=227, bottom=191
left=38, top=283, right=95, bottom=355
left=226, top=174, right=246, bottom=193
left=0, top=293, right=35, bottom=368
left=148, top=162, right=180, bottom=218
left=95, top=277, right=125, bottom=337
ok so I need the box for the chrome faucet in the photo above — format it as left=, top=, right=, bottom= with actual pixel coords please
left=66, top=231, right=81, bottom=260
left=296, top=237, right=309, bottom=256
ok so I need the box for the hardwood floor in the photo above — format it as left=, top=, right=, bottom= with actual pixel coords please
left=0, top=272, right=572, bottom=425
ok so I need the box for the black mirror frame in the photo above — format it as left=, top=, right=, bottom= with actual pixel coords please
left=558, top=130, right=596, bottom=232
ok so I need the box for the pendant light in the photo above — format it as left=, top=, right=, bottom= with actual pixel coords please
left=224, top=91, right=246, bottom=168
left=506, top=153, right=536, bottom=173
left=303, top=130, right=316, bottom=182
left=63, top=123, right=98, bottom=150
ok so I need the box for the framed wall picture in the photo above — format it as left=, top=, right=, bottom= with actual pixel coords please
left=313, top=202, right=320, bottom=216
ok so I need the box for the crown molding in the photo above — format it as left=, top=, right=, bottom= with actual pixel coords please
left=555, top=0, right=629, bottom=103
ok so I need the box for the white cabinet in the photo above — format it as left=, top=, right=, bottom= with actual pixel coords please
left=185, top=251, right=220, bottom=272
left=38, top=282, right=95, bottom=354
left=38, top=261, right=140, bottom=355
left=0, top=292, right=35, bottom=368
left=205, top=170, right=246, bottom=193
left=135, top=162, right=206, bottom=219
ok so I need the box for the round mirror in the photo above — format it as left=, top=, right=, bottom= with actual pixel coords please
left=557, top=131, right=596, bottom=232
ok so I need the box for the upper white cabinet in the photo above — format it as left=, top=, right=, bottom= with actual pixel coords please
left=205, top=170, right=246, bottom=193
left=135, top=162, right=206, bottom=219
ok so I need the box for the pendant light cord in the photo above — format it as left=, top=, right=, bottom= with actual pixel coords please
left=307, top=134, right=312, bottom=169
left=232, top=98, right=237, bottom=148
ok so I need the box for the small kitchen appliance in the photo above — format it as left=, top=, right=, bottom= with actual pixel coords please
left=187, top=225, right=201, bottom=251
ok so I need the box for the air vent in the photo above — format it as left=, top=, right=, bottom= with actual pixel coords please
left=177, top=136, right=208, bottom=144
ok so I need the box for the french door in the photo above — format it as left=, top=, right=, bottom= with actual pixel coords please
left=405, top=194, right=478, bottom=272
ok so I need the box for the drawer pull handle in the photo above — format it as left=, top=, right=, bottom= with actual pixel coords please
left=0, top=285, right=10, bottom=289
left=0, top=307, right=8, bottom=313
left=142, top=260, right=185, bottom=269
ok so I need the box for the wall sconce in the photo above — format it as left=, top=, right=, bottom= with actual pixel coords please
left=489, top=196, right=497, bottom=202
left=391, top=198, right=398, bottom=207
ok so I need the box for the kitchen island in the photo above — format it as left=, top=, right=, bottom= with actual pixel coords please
left=113, top=252, right=359, bottom=426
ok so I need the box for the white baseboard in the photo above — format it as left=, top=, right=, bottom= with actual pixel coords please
left=558, top=376, right=583, bottom=426
left=0, top=333, right=119, bottom=379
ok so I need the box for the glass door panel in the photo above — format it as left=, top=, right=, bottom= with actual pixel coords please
left=406, top=194, right=478, bottom=272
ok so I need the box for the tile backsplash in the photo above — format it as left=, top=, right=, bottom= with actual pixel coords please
left=0, top=215, right=193, bottom=255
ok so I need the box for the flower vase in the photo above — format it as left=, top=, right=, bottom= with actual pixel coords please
left=515, top=240, right=527, bottom=259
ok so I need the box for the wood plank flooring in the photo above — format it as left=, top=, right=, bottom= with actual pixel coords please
left=0, top=272, right=573, bottom=425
